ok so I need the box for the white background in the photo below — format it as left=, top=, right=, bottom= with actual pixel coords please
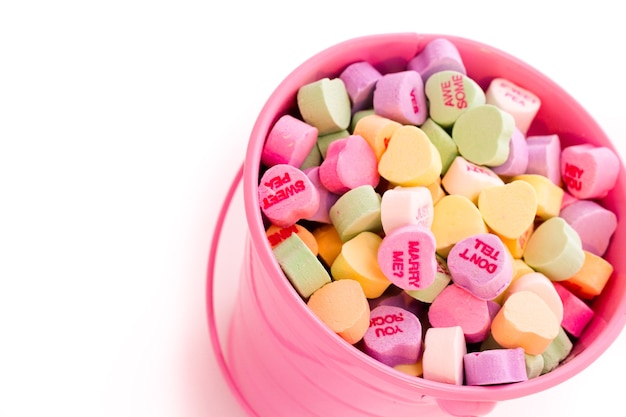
left=1, top=1, right=625, bottom=416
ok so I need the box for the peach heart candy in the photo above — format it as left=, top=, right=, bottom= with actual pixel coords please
left=307, top=279, right=370, bottom=344
left=352, top=114, right=401, bottom=161
left=441, top=156, right=504, bottom=204
left=491, top=290, right=561, bottom=355
left=266, top=223, right=318, bottom=255
left=502, top=272, right=564, bottom=323
left=561, top=250, right=614, bottom=300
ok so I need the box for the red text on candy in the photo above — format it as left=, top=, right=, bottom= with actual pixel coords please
left=407, top=241, right=421, bottom=287
left=457, top=238, right=500, bottom=274
left=264, top=172, right=291, bottom=189
left=262, top=180, right=307, bottom=209
left=441, top=74, right=467, bottom=109
left=374, top=326, right=403, bottom=337
left=563, top=162, right=584, bottom=191
left=370, top=312, right=404, bottom=327
left=410, top=89, right=419, bottom=113
left=267, top=224, right=299, bottom=246
left=501, top=81, right=537, bottom=107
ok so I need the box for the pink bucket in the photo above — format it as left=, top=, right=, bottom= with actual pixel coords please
left=207, top=33, right=626, bottom=416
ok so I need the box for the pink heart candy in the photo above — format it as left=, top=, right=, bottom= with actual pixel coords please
left=258, top=164, right=320, bottom=227
left=561, top=144, right=620, bottom=199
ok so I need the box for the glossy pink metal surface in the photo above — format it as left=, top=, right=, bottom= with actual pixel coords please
left=207, top=33, right=626, bottom=416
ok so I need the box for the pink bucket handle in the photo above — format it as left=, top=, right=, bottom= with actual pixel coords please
left=206, top=163, right=259, bottom=417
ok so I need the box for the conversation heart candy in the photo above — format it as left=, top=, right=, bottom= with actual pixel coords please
left=511, top=174, right=564, bottom=220
left=477, top=180, right=538, bottom=240
left=319, top=134, right=380, bottom=194
left=422, top=326, right=467, bottom=385
left=258, top=164, right=320, bottom=227
left=317, top=129, right=350, bottom=159
left=452, top=104, right=515, bottom=167
left=307, top=279, right=370, bottom=344
left=407, top=37, right=466, bottom=81
left=261, top=114, right=319, bottom=168
left=491, top=290, right=561, bottom=355
left=447, top=233, right=513, bottom=300
left=369, top=289, right=424, bottom=318
left=441, top=156, right=504, bottom=204
left=541, top=327, right=573, bottom=375
left=377, top=224, right=437, bottom=290
left=431, top=194, right=488, bottom=257
left=560, top=144, right=620, bottom=199
left=378, top=125, right=442, bottom=187
left=428, top=283, right=492, bottom=343
left=561, top=250, right=614, bottom=300
left=339, top=61, right=382, bottom=112
left=329, top=185, right=382, bottom=243
left=311, top=223, right=343, bottom=268
left=525, top=134, right=562, bottom=185
left=266, top=223, right=318, bottom=255
left=464, top=348, right=528, bottom=385
left=420, top=117, right=459, bottom=175
left=331, top=231, right=391, bottom=298
left=297, top=77, right=351, bottom=135
left=502, top=272, right=564, bottom=324
left=559, top=199, right=617, bottom=257
left=405, top=254, right=452, bottom=303
left=380, top=185, right=434, bottom=234
left=523, top=216, right=585, bottom=281
left=352, top=114, right=402, bottom=161
left=485, top=77, right=541, bottom=135
left=373, top=70, right=428, bottom=125
left=491, top=127, right=528, bottom=177
left=363, top=305, right=423, bottom=367
left=273, top=233, right=331, bottom=299
left=425, top=70, right=485, bottom=128
left=553, top=282, right=594, bottom=338
left=303, top=166, right=340, bottom=224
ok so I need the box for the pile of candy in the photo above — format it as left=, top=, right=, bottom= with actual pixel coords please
left=257, top=37, right=619, bottom=386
